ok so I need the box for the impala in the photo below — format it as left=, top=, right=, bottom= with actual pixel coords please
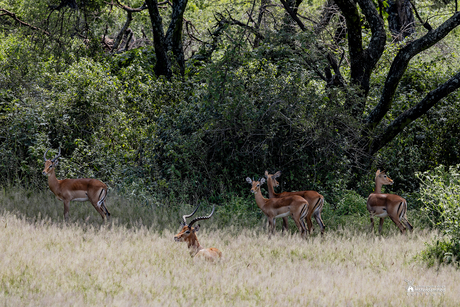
left=246, top=177, right=309, bottom=238
left=174, top=204, right=222, bottom=262
left=42, top=147, right=110, bottom=221
left=367, top=169, right=413, bottom=234
left=265, top=171, right=325, bottom=235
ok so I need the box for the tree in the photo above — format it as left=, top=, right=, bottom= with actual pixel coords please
left=145, top=0, right=189, bottom=78
left=281, top=0, right=460, bottom=165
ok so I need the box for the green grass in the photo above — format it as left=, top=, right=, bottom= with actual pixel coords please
left=0, top=187, right=458, bottom=306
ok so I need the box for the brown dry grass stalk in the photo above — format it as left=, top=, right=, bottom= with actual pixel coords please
left=0, top=210, right=458, bottom=306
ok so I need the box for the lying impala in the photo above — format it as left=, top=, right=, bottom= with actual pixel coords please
left=246, top=177, right=309, bottom=238
left=42, top=147, right=110, bottom=221
left=174, top=204, right=222, bottom=262
left=367, top=170, right=413, bottom=234
left=265, top=171, right=326, bottom=235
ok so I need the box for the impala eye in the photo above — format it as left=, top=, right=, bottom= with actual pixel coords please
left=185, top=230, right=190, bottom=234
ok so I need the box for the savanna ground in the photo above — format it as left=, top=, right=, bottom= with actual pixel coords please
left=0, top=188, right=459, bottom=306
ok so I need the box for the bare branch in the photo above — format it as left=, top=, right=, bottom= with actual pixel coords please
left=369, top=70, right=460, bottom=154
left=365, top=11, right=460, bottom=131
left=409, top=0, right=433, bottom=31
left=279, top=0, right=306, bottom=31
left=0, top=8, right=51, bottom=36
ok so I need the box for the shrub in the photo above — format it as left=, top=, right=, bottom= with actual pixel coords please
left=417, top=165, right=460, bottom=267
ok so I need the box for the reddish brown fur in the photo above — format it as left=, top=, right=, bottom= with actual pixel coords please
left=43, top=159, right=110, bottom=221
left=265, top=171, right=325, bottom=235
left=174, top=225, right=222, bottom=262
left=247, top=177, right=309, bottom=238
left=367, top=170, right=413, bottom=234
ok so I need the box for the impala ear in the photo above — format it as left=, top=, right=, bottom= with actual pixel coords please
left=264, top=170, right=269, bottom=177
left=274, top=171, right=281, bottom=178
left=376, top=169, right=381, bottom=176
left=246, top=177, right=252, bottom=184
left=194, top=224, right=200, bottom=232
left=260, top=177, right=266, bottom=185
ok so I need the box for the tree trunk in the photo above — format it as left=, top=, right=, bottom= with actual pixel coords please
left=369, top=71, right=460, bottom=155
left=165, top=0, right=188, bottom=76
left=334, top=0, right=386, bottom=115
left=365, top=11, right=460, bottom=133
left=387, top=0, right=415, bottom=41
left=145, top=0, right=172, bottom=78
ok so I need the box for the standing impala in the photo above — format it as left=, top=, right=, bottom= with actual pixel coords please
left=367, top=169, right=413, bottom=234
left=174, top=204, right=222, bottom=262
left=246, top=177, right=309, bottom=238
left=265, top=171, right=326, bottom=235
left=42, top=147, right=110, bottom=221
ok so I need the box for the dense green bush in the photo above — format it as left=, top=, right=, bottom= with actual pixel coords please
left=418, top=165, right=460, bottom=267
left=332, top=190, right=368, bottom=216
left=1, top=0, right=460, bottom=230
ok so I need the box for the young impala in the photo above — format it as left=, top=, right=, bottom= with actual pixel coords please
left=42, top=147, right=110, bottom=221
left=174, top=204, right=222, bottom=262
left=265, top=171, right=326, bottom=235
left=367, top=169, right=413, bottom=234
left=246, top=177, right=309, bottom=238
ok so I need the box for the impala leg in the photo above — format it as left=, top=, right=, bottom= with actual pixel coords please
left=378, top=218, right=385, bottom=234
left=282, top=217, right=289, bottom=233
left=313, top=199, right=325, bottom=235
left=299, top=203, right=309, bottom=237
left=101, top=202, right=110, bottom=218
left=388, top=215, right=406, bottom=234
left=63, top=200, right=70, bottom=221
left=400, top=205, right=413, bottom=232
left=94, top=203, right=108, bottom=221
left=267, top=217, right=275, bottom=239
left=88, top=189, right=109, bottom=221
left=305, top=211, right=314, bottom=235
left=98, top=189, right=110, bottom=219
left=314, top=213, right=325, bottom=236
left=294, top=214, right=309, bottom=239
left=88, top=199, right=107, bottom=221
left=403, top=218, right=414, bottom=232
left=369, top=216, right=375, bottom=233
left=300, top=219, right=308, bottom=238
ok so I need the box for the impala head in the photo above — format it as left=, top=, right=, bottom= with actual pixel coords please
left=264, top=170, right=281, bottom=187
left=174, top=205, right=215, bottom=242
left=375, top=169, right=394, bottom=186
left=246, top=177, right=265, bottom=194
left=42, top=147, right=61, bottom=176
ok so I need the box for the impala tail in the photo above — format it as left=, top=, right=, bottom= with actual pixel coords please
left=398, top=200, right=413, bottom=231
left=97, top=188, right=110, bottom=217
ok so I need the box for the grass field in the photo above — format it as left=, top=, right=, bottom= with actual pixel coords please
left=0, top=188, right=459, bottom=306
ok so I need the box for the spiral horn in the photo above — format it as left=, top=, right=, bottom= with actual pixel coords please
left=188, top=205, right=215, bottom=228
left=44, top=148, right=51, bottom=162
left=182, top=203, right=200, bottom=224
left=51, top=147, right=61, bottom=163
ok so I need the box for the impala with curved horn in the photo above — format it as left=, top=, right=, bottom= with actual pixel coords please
left=367, top=169, right=413, bottom=234
left=174, top=204, right=222, bottom=262
left=246, top=177, right=309, bottom=238
left=265, top=171, right=325, bottom=235
left=43, top=147, right=110, bottom=221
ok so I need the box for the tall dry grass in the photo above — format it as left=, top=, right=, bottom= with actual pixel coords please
left=1, top=207, right=459, bottom=306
